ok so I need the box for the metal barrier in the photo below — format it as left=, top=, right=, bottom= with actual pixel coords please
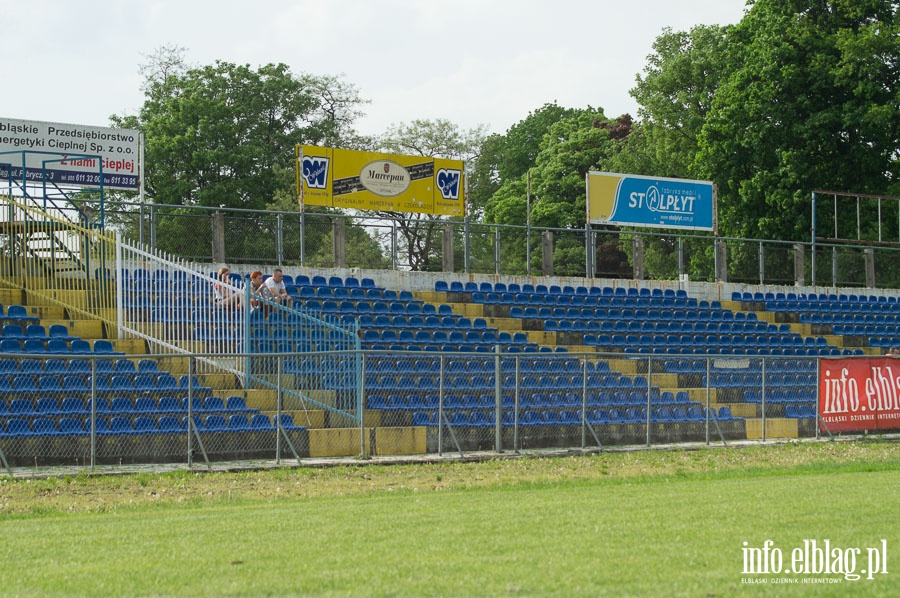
left=114, top=238, right=362, bottom=430
left=101, top=201, right=900, bottom=289
left=7, top=195, right=900, bottom=289
left=0, top=196, right=117, bottom=324
left=0, top=351, right=835, bottom=475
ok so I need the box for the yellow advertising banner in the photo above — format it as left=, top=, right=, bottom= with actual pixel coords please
left=296, top=145, right=465, bottom=216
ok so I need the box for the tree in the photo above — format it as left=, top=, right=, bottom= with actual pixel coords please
left=623, top=25, right=734, bottom=179
left=469, top=103, right=578, bottom=217
left=482, top=109, right=631, bottom=276
left=695, top=0, right=900, bottom=243
left=369, top=119, right=487, bottom=271
left=588, top=25, right=735, bottom=280
left=114, top=55, right=368, bottom=211
left=106, top=51, right=372, bottom=261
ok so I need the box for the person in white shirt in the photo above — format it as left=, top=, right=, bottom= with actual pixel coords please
left=264, top=268, right=292, bottom=307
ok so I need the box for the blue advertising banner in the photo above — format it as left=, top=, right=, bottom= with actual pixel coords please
left=587, top=171, right=715, bottom=231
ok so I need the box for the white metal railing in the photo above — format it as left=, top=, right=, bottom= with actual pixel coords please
left=116, top=237, right=361, bottom=420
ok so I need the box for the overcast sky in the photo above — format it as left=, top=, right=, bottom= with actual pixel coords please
left=3, top=0, right=749, bottom=136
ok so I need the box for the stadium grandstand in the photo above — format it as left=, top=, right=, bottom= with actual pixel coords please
left=0, top=152, right=899, bottom=473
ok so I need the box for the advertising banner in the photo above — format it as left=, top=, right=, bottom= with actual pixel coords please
left=297, top=145, right=464, bottom=216
left=0, top=117, right=140, bottom=190
left=819, top=357, right=900, bottom=432
left=586, top=171, right=715, bottom=231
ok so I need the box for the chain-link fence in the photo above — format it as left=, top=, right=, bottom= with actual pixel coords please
left=0, top=351, right=841, bottom=474
left=93, top=200, right=900, bottom=290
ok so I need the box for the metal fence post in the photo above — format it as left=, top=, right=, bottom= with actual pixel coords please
left=187, top=355, right=194, bottom=468
left=758, top=240, right=765, bottom=285
left=705, top=357, right=711, bottom=446
left=495, top=344, right=502, bottom=452
left=581, top=357, right=588, bottom=449
left=89, top=356, right=97, bottom=470
left=360, top=352, right=366, bottom=458
left=761, top=358, right=767, bottom=443
left=391, top=220, right=398, bottom=271
left=150, top=204, right=157, bottom=251
left=645, top=356, right=652, bottom=447
left=276, top=213, right=284, bottom=267
left=438, top=355, right=444, bottom=457
left=464, top=216, right=470, bottom=273
left=513, top=356, right=520, bottom=453
left=299, top=211, right=305, bottom=266
left=276, top=354, right=283, bottom=465
left=494, top=227, right=501, bottom=275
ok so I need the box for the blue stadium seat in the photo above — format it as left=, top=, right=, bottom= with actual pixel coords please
left=58, top=418, right=86, bottom=436
left=228, top=414, right=251, bottom=431
left=250, top=413, right=275, bottom=431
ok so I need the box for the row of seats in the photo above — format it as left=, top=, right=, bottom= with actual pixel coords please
left=286, top=286, right=405, bottom=301
left=1, top=413, right=303, bottom=438
left=411, top=405, right=741, bottom=427
left=369, top=390, right=699, bottom=411
left=584, top=332, right=828, bottom=348
left=663, top=359, right=817, bottom=374
left=2, top=324, right=73, bottom=341
left=765, top=300, right=900, bottom=314
left=606, top=346, right=852, bottom=357
left=869, top=337, right=900, bottom=348
left=0, top=357, right=160, bottom=375
left=703, top=373, right=816, bottom=388
left=365, top=357, right=613, bottom=376
left=360, top=315, right=486, bottom=331
left=126, top=283, right=394, bottom=305
left=362, top=329, right=529, bottom=346
left=365, top=373, right=659, bottom=392
left=800, top=313, right=900, bottom=325
left=436, top=280, right=690, bottom=299
left=0, top=373, right=210, bottom=394
left=513, top=306, right=763, bottom=323
left=363, top=343, right=568, bottom=354
left=549, top=319, right=777, bottom=335
left=785, top=405, right=818, bottom=418
left=0, top=338, right=122, bottom=355
left=118, top=268, right=375, bottom=290
left=476, top=292, right=704, bottom=308
left=833, top=324, right=900, bottom=336
left=0, top=395, right=253, bottom=416
left=743, top=390, right=817, bottom=404
left=733, top=291, right=899, bottom=304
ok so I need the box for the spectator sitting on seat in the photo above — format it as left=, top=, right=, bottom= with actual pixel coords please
left=248, top=270, right=276, bottom=313
left=264, top=268, right=292, bottom=307
left=213, top=267, right=241, bottom=307
left=886, top=346, right=900, bottom=356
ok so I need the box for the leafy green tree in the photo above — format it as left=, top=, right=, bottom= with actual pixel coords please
left=605, top=25, right=734, bottom=280
left=470, top=103, right=578, bottom=217
left=113, top=54, right=367, bottom=211
left=107, top=49, right=372, bottom=262
left=622, top=25, right=734, bottom=178
left=696, top=0, right=900, bottom=243
left=484, top=109, right=632, bottom=276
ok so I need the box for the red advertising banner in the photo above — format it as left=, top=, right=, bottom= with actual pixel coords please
left=819, top=357, right=900, bottom=432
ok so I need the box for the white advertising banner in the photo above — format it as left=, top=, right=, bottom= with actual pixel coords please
left=0, top=117, right=140, bottom=190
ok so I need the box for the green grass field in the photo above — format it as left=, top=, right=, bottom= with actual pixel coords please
left=1, top=440, right=898, bottom=596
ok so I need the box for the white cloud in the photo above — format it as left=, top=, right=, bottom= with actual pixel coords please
left=2, top=0, right=749, bottom=134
